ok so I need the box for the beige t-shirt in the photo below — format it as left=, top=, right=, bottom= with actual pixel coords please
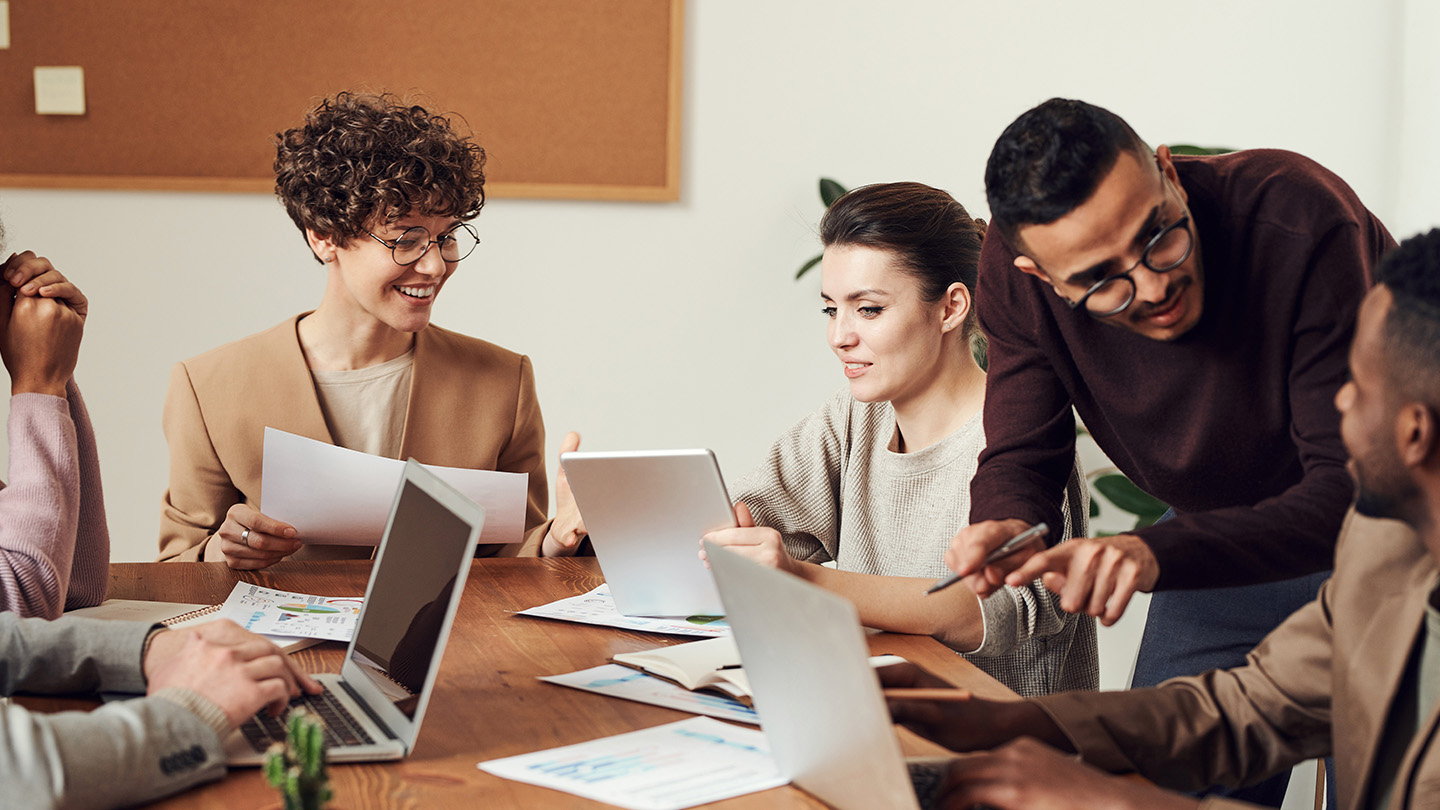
left=310, top=350, right=415, bottom=458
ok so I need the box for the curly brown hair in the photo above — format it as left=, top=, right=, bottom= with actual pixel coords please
left=274, top=92, right=486, bottom=260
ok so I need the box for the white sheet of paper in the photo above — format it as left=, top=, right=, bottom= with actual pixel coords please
left=260, top=427, right=527, bottom=546
left=540, top=664, right=760, bottom=725
left=516, top=585, right=731, bottom=637
left=478, top=716, right=785, bottom=810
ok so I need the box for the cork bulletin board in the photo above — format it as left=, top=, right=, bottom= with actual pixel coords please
left=0, top=0, right=683, bottom=201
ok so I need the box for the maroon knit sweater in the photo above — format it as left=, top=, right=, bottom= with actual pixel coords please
left=970, top=149, right=1394, bottom=589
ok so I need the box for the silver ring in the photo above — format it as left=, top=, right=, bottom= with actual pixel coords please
left=240, top=528, right=252, bottom=547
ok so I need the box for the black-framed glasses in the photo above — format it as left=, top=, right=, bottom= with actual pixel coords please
left=1066, top=213, right=1194, bottom=318
left=367, top=223, right=480, bottom=267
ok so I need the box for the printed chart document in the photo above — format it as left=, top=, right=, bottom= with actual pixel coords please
left=517, top=584, right=731, bottom=637
left=260, top=427, right=527, bottom=546
left=478, top=716, right=785, bottom=810
left=540, top=664, right=759, bottom=725
left=216, top=582, right=363, bottom=642
left=63, top=586, right=347, bottom=653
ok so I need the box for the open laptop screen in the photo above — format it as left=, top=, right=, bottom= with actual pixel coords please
left=349, top=477, right=475, bottom=719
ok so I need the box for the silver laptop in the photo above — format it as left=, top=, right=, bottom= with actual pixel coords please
left=226, top=459, right=484, bottom=765
left=704, top=540, right=921, bottom=810
left=560, top=449, right=735, bottom=617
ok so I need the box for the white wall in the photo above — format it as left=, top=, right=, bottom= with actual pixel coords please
left=1394, top=0, right=1440, bottom=239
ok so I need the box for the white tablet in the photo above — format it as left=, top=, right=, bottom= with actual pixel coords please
left=560, top=449, right=736, bottom=617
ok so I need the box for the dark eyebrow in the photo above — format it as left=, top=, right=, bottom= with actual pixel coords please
left=1060, top=204, right=1164, bottom=286
left=820, top=288, right=891, bottom=303
left=846, top=288, right=889, bottom=302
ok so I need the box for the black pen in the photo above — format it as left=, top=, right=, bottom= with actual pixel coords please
left=924, top=522, right=1050, bottom=595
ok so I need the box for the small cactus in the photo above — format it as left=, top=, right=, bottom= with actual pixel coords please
left=263, top=707, right=332, bottom=810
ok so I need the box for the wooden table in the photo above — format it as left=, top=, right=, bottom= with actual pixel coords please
left=99, top=558, right=1015, bottom=809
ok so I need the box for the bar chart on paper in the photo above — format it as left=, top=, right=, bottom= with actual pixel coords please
left=479, top=717, right=786, bottom=810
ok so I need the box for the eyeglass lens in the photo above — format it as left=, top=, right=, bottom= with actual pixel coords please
left=391, top=225, right=479, bottom=265
left=1082, top=221, right=1192, bottom=315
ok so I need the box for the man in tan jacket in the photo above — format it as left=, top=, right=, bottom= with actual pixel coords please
left=885, top=229, right=1440, bottom=810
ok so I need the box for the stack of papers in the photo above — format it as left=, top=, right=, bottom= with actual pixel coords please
left=517, top=585, right=731, bottom=638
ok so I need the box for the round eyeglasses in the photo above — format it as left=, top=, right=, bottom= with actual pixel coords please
left=1068, top=213, right=1194, bottom=318
left=366, top=223, right=480, bottom=267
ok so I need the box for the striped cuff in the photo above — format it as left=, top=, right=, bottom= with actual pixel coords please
left=151, top=687, right=233, bottom=739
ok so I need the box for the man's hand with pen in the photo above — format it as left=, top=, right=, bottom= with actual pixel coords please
left=936, top=519, right=1161, bottom=626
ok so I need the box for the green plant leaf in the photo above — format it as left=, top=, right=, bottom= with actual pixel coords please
left=1166, top=144, right=1236, bottom=156
left=1089, top=498, right=1100, bottom=518
left=795, top=253, right=823, bottom=280
left=1093, top=474, right=1168, bottom=518
left=819, top=178, right=847, bottom=208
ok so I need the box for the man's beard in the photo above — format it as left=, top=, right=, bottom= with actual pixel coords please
left=1353, top=464, right=1417, bottom=522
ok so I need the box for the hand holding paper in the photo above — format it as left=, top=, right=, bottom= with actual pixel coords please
left=260, top=428, right=527, bottom=546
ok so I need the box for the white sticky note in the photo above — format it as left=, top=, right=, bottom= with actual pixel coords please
left=0, top=2, right=11, bottom=49
left=34, top=66, right=87, bottom=115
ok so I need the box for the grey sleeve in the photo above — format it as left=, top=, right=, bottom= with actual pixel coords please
left=0, top=613, right=229, bottom=810
left=0, top=613, right=150, bottom=695
left=5, top=693, right=227, bottom=810
left=970, top=451, right=1091, bottom=658
left=730, top=392, right=852, bottom=564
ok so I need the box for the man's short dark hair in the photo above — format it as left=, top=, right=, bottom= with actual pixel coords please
left=984, top=98, right=1150, bottom=249
left=1379, top=228, right=1440, bottom=405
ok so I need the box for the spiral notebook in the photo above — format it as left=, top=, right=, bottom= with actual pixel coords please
left=66, top=597, right=321, bottom=653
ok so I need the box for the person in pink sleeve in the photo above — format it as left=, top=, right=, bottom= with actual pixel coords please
left=0, top=217, right=108, bottom=618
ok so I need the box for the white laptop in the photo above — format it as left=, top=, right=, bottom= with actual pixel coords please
left=225, top=459, right=483, bottom=765
left=703, top=540, right=922, bottom=810
left=560, top=449, right=736, bottom=617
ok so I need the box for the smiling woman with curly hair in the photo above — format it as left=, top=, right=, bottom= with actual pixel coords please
left=157, top=91, right=566, bottom=566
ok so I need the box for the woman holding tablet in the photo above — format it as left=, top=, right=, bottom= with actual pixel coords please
left=157, top=92, right=565, bottom=566
left=703, top=182, right=1096, bottom=696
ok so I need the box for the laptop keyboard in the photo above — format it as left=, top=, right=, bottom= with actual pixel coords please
left=239, top=686, right=376, bottom=752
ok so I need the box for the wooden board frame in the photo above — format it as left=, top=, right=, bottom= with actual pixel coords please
left=0, top=0, right=683, bottom=201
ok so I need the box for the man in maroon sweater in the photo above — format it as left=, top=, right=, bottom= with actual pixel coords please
left=944, top=99, right=1392, bottom=805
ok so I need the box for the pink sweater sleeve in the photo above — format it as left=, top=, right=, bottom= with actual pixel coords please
left=63, top=380, right=110, bottom=609
left=0, top=380, right=109, bottom=618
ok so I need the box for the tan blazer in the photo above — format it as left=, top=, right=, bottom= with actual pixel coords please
left=1034, top=511, right=1438, bottom=810
left=157, top=315, right=549, bottom=562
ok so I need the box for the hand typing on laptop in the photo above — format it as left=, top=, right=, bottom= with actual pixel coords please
left=144, top=619, right=322, bottom=725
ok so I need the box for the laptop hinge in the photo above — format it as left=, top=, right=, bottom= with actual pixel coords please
left=340, top=678, right=398, bottom=744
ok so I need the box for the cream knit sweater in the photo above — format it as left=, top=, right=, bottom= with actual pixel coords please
left=732, top=389, right=1097, bottom=696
